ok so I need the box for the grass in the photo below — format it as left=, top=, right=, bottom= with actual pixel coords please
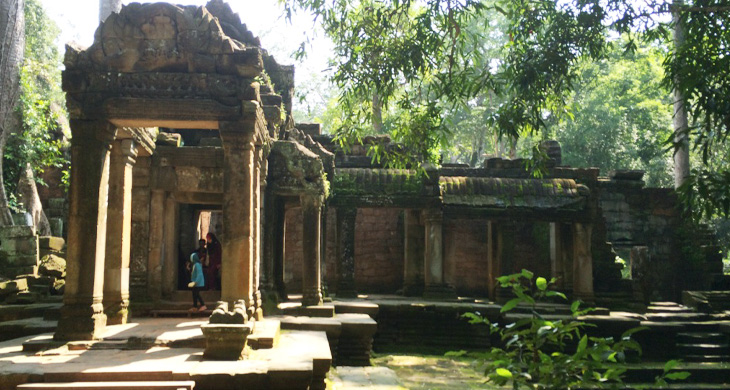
left=370, top=352, right=496, bottom=390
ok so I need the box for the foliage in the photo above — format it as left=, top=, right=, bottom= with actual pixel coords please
left=284, top=0, right=730, bottom=216
left=553, top=40, right=674, bottom=187
left=459, top=270, right=688, bottom=389
left=3, top=0, right=68, bottom=206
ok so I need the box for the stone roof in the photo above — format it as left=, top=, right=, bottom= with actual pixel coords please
left=440, top=177, right=584, bottom=209
left=333, top=168, right=423, bottom=196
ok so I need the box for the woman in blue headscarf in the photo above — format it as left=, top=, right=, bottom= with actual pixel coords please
left=189, top=252, right=207, bottom=312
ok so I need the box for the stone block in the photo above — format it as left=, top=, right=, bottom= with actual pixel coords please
left=9, top=255, right=40, bottom=267
left=1, top=237, right=38, bottom=254
left=39, top=254, right=66, bottom=278
left=199, top=137, right=222, bottom=147
left=201, top=323, right=252, bottom=360
left=48, top=198, right=66, bottom=210
left=39, top=236, right=65, bottom=251
left=0, top=278, right=28, bottom=296
left=49, top=218, right=64, bottom=237
left=0, top=225, right=35, bottom=239
left=156, top=132, right=182, bottom=147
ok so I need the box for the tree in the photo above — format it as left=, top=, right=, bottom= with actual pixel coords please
left=554, top=40, right=674, bottom=187
left=0, top=0, right=25, bottom=226
left=1, top=0, right=67, bottom=234
left=285, top=0, right=730, bottom=216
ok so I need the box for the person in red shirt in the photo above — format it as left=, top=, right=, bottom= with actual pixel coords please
left=205, top=233, right=222, bottom=290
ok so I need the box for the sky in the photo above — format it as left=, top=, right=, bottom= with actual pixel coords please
left=38, top=0, right=333, bottom=117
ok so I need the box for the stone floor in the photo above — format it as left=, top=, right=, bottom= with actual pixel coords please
left=0, top=318, right=331, bottom=390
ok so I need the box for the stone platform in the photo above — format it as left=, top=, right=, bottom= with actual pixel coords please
left=0, top=318, right=331, bottom=390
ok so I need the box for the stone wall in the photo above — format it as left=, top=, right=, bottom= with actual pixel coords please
left=284, top=206, right=304, bottom=292
left=443, top=219, right=488, bottom=296
left=0, top=226, right=39, bottom=278
left=353, top=208, right=404, bottom=293
left=597, top=176, right=687, bottom=300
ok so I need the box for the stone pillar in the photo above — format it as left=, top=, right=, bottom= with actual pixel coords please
left=301, top=194, right=323, bottom=306
left=103, top=139, right=137, bottom=325
left=147, top=190, right=165, bottom=301
left=423, top=209, right=453, bottom=298
left=55, top=120, right=116, bottom=341
left=219, top=122, right=255, bottom=315
left=486, top=220, right=501, bottom=300
left=550, top=222, right=566, bottom=289
left=272, top=197, right=288, bottom=301
left=403, top=209, right=424, bottom=296
left=572, top=223, right=594, bottom=301
left=336, top=207, right=357, bottom=297
left=162, top=195, right=178, bottom=298
left=252, top=147, right=263, bottom=320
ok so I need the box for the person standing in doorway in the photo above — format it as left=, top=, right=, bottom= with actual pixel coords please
left=206, top=233, right=222, bottom=290
left=189, top=252, right=207, bottom=312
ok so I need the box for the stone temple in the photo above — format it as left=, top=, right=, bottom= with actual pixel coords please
left=0, top=1, right=727, bottom=389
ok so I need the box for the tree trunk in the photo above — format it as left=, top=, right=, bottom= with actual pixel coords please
left=673, top=0, right=690, bottom=189
left=372, top=91, right=383, bottom=134
left=99, top=0, right=122, bottom=22
left=0, top=0, right=25, bottom=226
left=17, top=163, right=51, bottom=235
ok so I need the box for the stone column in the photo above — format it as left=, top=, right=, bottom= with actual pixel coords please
left=336, top=207, right=357, bottom=297
left=572, top=223, right=594, bottom=301
left=272, top=197, right=288, bottom=301
left=486, top=221, right=501, bottom=300
left=55, top=120, right=116, bottom=341
left=162, top=195, right=178, bottom=298
left=147, top=190, right=165, bottom=301
left=252, top=147, right=263, bottom=320
left=423, top=209, right=453, bottom=298
left=549, top=222, right=566, bottom=289
left=219, top=122, right=255, bottom=315
left=103, top=139, right=137, bottom=325
left=403, top=209, right=424, bottom=296
left=301, top=194, right=323, bottom=306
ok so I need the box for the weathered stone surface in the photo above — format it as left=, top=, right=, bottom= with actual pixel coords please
left=156, top=132, right=182, bottom=147
left=201, top=323, right=252, bottom=360
left=39, top=254, right=66, bottom=278
left=0, top=278, right=28, bottom=296
left=39, top=236, right=65, bottom=252
left=0, top=225, right=34, bottom=239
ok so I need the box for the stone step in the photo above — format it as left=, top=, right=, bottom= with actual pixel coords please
left=0, top=302, right=61, bottom=322
left=149, top=309, right=212, bottom=318
left=677, top=332, right=728, bottom=344
left=645, top=312, right=711, bottom=322
left=676, top=343, right=730, bottom=356
left=248, top=319, right=280, bottom=349
left=334, top=301, right=379, bottom=318
left=18, top=382, right=195, bottom=390
left=647, top=305, right=694, bottom=314
left=623, top=363, right=730, bottom=384
left=682, top=354, right=730, bottom=362
left=0, top=317, right=57, bottom=342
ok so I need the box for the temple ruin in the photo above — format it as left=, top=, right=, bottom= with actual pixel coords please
left=0, top=1, right=727, bottom=389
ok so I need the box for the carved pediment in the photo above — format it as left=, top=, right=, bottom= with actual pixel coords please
left=65, top=1, right=263, bottom=76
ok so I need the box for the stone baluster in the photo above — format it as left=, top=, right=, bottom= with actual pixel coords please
left=336, top=207, right=357, bottom=297
left=301, top=194, right=323, bottom=306
left=55, top=120, right=116, bottom=341
left=103, top=139, right=138, bottom=325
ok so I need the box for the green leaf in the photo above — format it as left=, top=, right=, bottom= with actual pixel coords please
left=536, top=277, right=547, bottom=290
left=500, top=298, right=521, bottom=313
left=664, top=359, right=680, bottom=372
left=665, top=371, right=691, bottom=381
left=495, top=368, right=513, bottom=378
left=521, top=269, right=534, bottom=280
left=576, top=335, right=588, bottom=355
